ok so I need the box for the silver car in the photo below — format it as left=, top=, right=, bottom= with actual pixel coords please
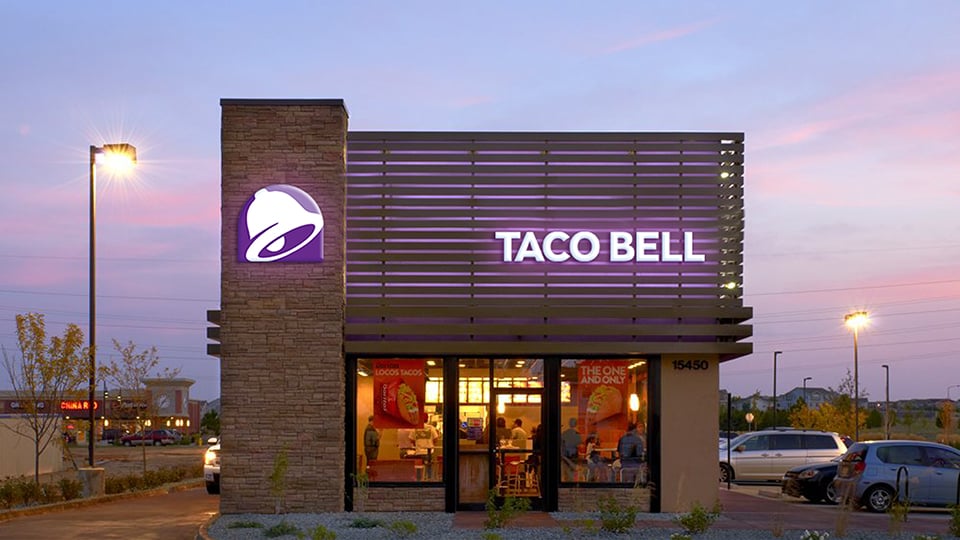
left=834, top=440, right=960, bottom=512
left=719, top=429, right=847, bottom=482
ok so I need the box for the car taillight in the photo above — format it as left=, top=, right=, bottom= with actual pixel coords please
left=853, top=461, right=865, bottom=474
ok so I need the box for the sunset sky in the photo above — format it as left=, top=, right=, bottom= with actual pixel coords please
left=1, top=2, right=958, bottom=403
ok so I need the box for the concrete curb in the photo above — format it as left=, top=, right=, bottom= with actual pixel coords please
left=0, top=478, right=204, bottom=522
left=196, top=511, right=220, bottom=540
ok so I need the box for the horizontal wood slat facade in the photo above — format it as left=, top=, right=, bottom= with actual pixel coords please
left=344, top=132, right=751, bottom=358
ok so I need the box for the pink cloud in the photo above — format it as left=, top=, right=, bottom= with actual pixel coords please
left=600, top=19, right=720, bottom=54
left=755, top=68, right=960, bottom=152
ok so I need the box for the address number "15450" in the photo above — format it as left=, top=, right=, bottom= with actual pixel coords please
left=672, top=360, right=709, bottom=370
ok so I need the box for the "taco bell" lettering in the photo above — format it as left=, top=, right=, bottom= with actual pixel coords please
left=494, top=230, right=706, bottom=263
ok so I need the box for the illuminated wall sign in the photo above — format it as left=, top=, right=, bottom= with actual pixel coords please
left=494, top=231, right=706, bottom=263
left=238, top=184, right=324, bottom=262
left=60, top=400, right=99, bottom=411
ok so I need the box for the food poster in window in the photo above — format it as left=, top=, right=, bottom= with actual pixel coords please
left=577, top=360, right=630, bottom=437
left=372, top=360, right=426, bottom=429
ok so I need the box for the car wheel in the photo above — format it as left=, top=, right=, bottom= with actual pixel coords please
left=153, top=439, right=161, bottom=446
left=206, top=481, right=220, bottom=495
left=864, top=485, right=894, bottom=513
left=719, top=463, right=734, bottom=483
left=824, top=479, right=840, bottom=505
left=123, top=441, right=131, bottom=446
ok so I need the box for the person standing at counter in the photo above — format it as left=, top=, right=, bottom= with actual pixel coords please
left=510, top=418, right=528, bottom=448
left=363, top=415, right=380, bottom=463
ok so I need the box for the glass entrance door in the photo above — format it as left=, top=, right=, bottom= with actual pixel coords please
left=455, top=359, right=544, bottom=509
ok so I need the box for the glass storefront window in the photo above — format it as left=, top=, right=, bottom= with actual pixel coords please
left=559, top=359, right=649, bottom=485
left=356, top=358, right=444, bottom=483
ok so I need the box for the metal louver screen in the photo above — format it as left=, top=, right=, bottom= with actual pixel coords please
left=344, top=132, right=751, bottom=358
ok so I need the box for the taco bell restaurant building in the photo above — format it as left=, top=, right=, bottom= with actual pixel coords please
left=212, top=99, right=752, bottom=514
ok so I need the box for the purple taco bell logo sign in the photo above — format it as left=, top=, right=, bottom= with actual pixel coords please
left=238, top=184, right=324, bottom=263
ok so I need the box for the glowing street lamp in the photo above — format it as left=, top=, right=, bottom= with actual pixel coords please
left=88, top=143, right=137, bottom=467
left=844, top=310, right=869, bottom=442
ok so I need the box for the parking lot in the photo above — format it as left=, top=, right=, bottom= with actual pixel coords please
left=66, top=443, right=205, bottom=477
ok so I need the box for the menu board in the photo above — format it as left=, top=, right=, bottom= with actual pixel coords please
left=372, top=360, right=426, bottom=429
left=577, top=360, right=630, bottom=433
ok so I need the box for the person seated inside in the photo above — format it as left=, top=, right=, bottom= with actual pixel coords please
left=615, top=422, right=645, bottom=483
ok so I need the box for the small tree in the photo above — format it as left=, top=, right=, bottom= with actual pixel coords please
left=1, top=313, right=87, bottom=483
left=100, top=339, right=179, bottom=475
left=200, top=410, right=221, bottom=438
left=937, top=400, right=956, bottom=436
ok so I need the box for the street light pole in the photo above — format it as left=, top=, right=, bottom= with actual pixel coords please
left=803, top=377, right=812, bottom=406
left=88, top=143, right=137, bottom=468
left=845, top=311, right=868, bottom=442
left=773, top=351, right=782, bottom=427
left=882, top=365, right=890, bottom=440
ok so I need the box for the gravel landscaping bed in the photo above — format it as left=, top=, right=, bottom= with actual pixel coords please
left=206, top=511, right=907, bottom=540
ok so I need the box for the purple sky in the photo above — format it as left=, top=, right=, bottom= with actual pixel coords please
left=1, top=2, right=958, bottom=403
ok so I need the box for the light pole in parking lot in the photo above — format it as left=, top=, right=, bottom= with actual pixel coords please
left=882, top=365, right=890, bottom=440
left=773, top=351, right=782, bottom=427
left=803, top=377, right=812, bottom=406
left=844, top=310, right=869, bottom=442
left=88, top=142, right=138, bottom=468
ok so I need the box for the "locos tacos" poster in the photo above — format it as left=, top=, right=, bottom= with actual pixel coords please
left=577, top=360, right=630, bottom=433
left=372, top=360, right=426, bottom=429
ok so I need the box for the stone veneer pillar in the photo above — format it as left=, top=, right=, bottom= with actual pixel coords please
left=219, top=99, right=348, bottom=513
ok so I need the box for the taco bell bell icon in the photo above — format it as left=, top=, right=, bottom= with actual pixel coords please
left=238, top=184, right=324, bottom=262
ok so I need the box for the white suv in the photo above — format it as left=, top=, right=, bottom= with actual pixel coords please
left=204, top=439, right=220, bottom=494
left=720, top=429, right=847, bottom=482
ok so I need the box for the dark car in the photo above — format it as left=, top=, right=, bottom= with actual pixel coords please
left=781, top=456, right=841, bottom=504
left=102, top=428, right=124, bottom=443
left=121, top=429, right=175, bottom=446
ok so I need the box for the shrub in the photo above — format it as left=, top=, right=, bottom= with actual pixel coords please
left=58, top=478, right=83, bottom=501
left=949, top=504, right=960, bottom=537
left=596, top=495, right=637, bottom=533
left=388, top=520, right=417, bottom=537
left=673, top=500, right=721, bottom=535
left=483, top=490, right=531, bottom=529
left=39, top=483, right=62, bottom=505
left=263, top=520, right=301, bottom=538
left=348, top=516, right=383, bottom=529
left=14, top=478, right=43, bottom=506
left=0, top=481, right=16, bottom=509
left=309, top=524, right=337, bottom=540
left=103, top=464, right=202, bottom=495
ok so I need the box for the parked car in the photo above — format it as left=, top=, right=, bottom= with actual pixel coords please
left=120, top=429, right=176, bottom=446
left=719, top=429, right=847, bottom=482
left=204, top=438, right=220, bottom=494
left=781, top=456, right=842, bottom=504
left=834, top=440, right=960, bottom=512
left=718, top=431, right=738, bottom=446
left=102, top=428, right=125, bottom=443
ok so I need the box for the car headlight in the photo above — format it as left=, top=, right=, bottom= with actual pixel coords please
left=798, top=469, right=819, bottom=480
left=204, top=450, right=217, bottom=466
